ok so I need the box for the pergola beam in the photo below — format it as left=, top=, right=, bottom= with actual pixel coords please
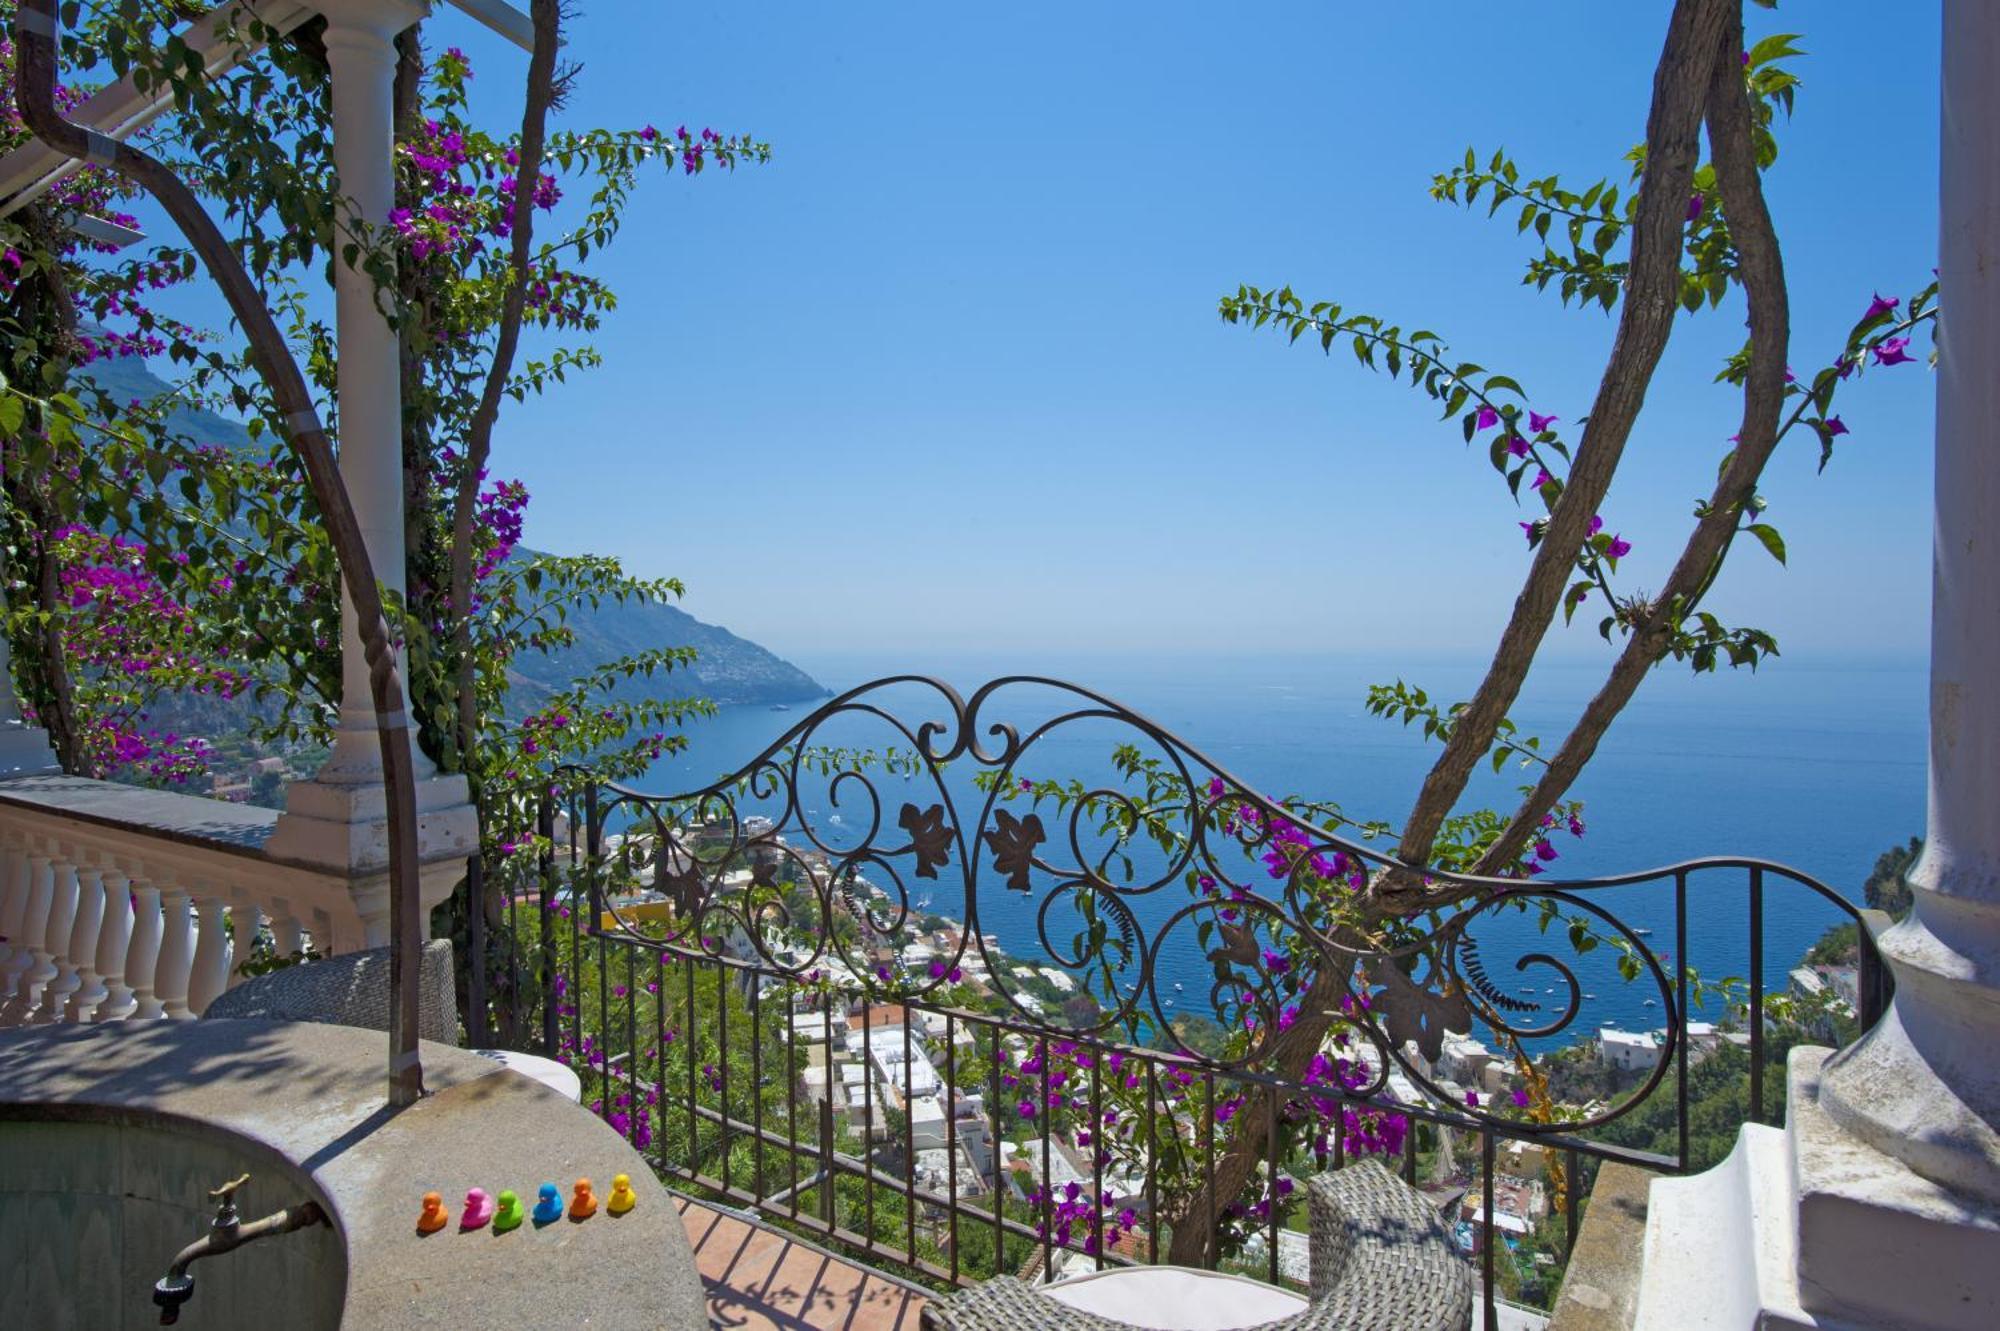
left=0, top=0, right=531, bottom=219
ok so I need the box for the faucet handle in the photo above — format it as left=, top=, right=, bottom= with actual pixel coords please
left=209, top=1174, right=251, bottom=1203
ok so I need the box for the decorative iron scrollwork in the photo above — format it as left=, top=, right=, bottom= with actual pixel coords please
left=553, top=675, right=1732, bottom=1132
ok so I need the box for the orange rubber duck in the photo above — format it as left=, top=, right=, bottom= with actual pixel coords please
left=416, top=1191, right=449, bottom=1234
left=569, top=1177, right=597, bottom=1220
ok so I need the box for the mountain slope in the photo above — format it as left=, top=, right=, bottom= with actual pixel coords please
left=78, top=357, right=826, bottom=707
left=505, top=571, right=826, bottom=707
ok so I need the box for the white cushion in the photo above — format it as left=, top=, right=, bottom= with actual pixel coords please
left=1042, top=1265, right=1308, bottom=1330
left=471, top=1047, right=582, bottom=1102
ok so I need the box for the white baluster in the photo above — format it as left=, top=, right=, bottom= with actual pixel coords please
left=126, top=879, right=164, bottom=1020
left=153, top=887, right=195, bottom=1019
left=1, top=855, right=55, bottom=1024
left=32, top=859, right=81, bottom=1024
left=63, top=866, right=107, bottom=1022
left=225, top=904, right=265, bottom=990
left=271, top=910, right=305, bottom=962
left=0, top=842, right=27, bottom=984
left=186, top=895, right=230, bottom=1016
left=90, top=869, right=135, bottom=1022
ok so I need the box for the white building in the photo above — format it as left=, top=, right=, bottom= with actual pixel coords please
left=1597, top=1027, right=1658, bottom=1073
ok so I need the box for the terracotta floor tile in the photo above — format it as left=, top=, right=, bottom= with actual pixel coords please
left=678, top=1196, right=929, bottom=1331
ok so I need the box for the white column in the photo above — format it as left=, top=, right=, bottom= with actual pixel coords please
left=0, top=842, right=27, bottom=982
left=126, top=879, right=164, bottom=1020
left=186, top=894, right=231, bottom=1016
left=264, top=0, right=476, bottom=929
left=153, top=887, right=195, bottom=1019
left=2, top=854, right=55, bottom=1023
left=1819, top=0, right=2000, bottom=1203
left=303, top=0, right=435, bottom=789
left=62, top=865, right=107, bottom=1021
left=226, top=904, right=265, bottom=989
left=31, top=858, right=80, bottom=1023
left=270, top=908, right=306, bottom=962
left=93, top=869, right=136, bottom=1022
left=1636, top=12, right=2000, bottom=1329
left=2, top=851, right=54, bottom=1015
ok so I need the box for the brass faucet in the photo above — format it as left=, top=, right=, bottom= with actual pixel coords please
left=152, top=1173, right=328, bottom=1326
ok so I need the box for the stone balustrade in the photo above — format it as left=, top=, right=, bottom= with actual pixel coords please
left=0, top=772, right=450, bottom=1028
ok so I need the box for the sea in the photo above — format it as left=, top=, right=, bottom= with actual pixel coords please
left=626, top=650, right=1927, bottom=1045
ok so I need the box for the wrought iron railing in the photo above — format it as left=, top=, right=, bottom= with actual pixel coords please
left=461, top=675, right=1886, bottom=1328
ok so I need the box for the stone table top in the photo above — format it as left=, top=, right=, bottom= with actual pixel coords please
left=0, top=1018, right=707, bottom=1329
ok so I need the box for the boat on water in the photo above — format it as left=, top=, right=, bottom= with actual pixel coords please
left=1584, top=993, right=1597, bottom=999
left=1633, top=928, right=1654, bottom=937
left=1173, top=982, right=1185, bottom=992
left=770, top=703, right=791, bottom=712
left=1643, top=999, right=1658, bottom=1007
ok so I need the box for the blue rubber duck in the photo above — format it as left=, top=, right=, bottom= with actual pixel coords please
left=532, top=1182, right=564, bottom=1227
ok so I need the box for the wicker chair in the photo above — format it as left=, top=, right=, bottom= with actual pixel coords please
left=202, top=938, right=458, bottom=1044
left=923, top=1160, right=1472, bottom=1331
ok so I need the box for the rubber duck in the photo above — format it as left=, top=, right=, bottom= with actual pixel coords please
left=606, top=1173, right=637, bottom=1216
left=460, top=1187, right=495, bottom=1230
left=532, top=1182, right=564, bottom=1226
left=569, top=1177, right=598, bottom=1220
left=492, top=1189, right=524, bottom=1233
left=416, top=1191, right=449, bottom=1234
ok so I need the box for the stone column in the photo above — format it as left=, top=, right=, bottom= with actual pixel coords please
left=32, top=858, right=79, bottom=1023
left=126, top=878, right=164, bottom=1020
left=0, top=842, right=27, bottom=984
left=1818, top=0, right=2000, bottom=1205
left=0, top=853, right=53, bottom=1023
left=1633, top=10, right=2000, bottom=1329
left=62, top=865, right=107, bottom=1021
left=265, top=0, right=477, bottom=927
left=93, top=869, right=136, bottom=1022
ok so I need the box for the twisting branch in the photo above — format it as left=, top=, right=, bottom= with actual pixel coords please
left=1474, top=2, right=1790, bottom=875
left=12, top=0, right=428, bottom=1107
left=449, top=0, right=564, bottom=779
left=1379, top=0, right=1734, bottom=903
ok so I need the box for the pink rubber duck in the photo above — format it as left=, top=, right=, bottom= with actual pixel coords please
left=460, top=1187, right=496, bottom=1230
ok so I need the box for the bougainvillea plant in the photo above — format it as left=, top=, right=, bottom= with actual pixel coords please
left=0, top=7, right=759, bottom=822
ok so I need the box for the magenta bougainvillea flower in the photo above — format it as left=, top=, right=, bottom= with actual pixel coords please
left=1873, top=336, right=1914, bottom=366
left=1528, top=410, right=1558, bottom=432
left=1864, top=292, right=1900, bottom=321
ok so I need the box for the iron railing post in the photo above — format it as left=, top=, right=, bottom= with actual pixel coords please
left=819, top=1096, right=836, bottom=1225
left=466, top=851, right=487, bottom=1046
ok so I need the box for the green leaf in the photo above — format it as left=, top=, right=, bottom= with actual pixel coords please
left=1747, top=523, right=1787, bottom=565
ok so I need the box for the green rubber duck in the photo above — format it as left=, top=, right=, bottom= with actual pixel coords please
left=492, top=1188, right=524, bottom=1234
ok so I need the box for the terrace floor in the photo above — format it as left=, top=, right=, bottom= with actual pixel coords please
left=675, top=1194, right=931, bottom=1331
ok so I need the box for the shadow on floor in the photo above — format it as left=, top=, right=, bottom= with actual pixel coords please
left=676, top=1195, right=929, bottom=1331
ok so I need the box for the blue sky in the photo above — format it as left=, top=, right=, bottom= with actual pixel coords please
left=384, top=3, right=1942, bottom=664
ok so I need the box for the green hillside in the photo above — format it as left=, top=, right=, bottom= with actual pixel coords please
left=76, top=357, right=827, bottom=709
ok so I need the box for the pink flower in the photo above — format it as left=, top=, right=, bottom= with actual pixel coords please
left=1474, top=405, right=1500, bottom=431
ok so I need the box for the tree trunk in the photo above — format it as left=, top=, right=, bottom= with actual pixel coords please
left=1179, top=0, right=1744, bottom=1248
left=1474, top=2, right=1787, bottom=876
left=1385, top=0, right=1734, bottom=882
